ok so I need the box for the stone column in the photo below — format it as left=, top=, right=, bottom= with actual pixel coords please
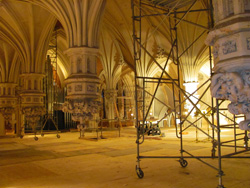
left=0, top=83, right=17, bottom=135
left=118, top=98, right=124, bottom=120
left=62, top=47, right=101, bottom=135
left=19, top=73, right=46, bottom=135
left=0, top=113, right=5, bottom=135
left=206, top=0, right=250, bottom=137
left=104, top=89, right=117, bottom=127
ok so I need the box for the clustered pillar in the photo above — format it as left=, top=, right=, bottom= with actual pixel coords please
left=0, top=83, right=17, bottom=134
left=19, top=73, right=46, bottom=135
left=207, top=0, right=250, bottom=137
left=62, top=47, right=101, bottom=136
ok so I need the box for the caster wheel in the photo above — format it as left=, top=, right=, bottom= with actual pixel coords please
left=57, top=134, right=60, bottom=138
left=152, top=130, right=155, bottom=136
left=179, top=159, right=188, bottom=167
left=136, top=166, right=144, bottom=179
left=157, top=130, right=161, bottom=135
left=217, top=185, right=225, bottom=188
left=41, top=133, right=44, bottom=137
left=20, top=135, right=23, bottom=139
left=34, top=137, right=38, bottom=141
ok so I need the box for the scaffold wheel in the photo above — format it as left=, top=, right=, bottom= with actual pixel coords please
left=217, top=185, right=225, bottom=188
left=179, top=159, right=188, bottom=167
left=34, top=136, right=38, bottom=141
left=136, top=165, right=144, bottom=179
left=57, top=134, right=60, bottom=138
left=41, top=133, right=44, bottom=137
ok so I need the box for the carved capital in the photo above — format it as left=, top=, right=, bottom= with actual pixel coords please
left=211, top=70, right=250, bottom=136
left=156, top=46, right=167, bottom=59
left=104, top=89, right=117, bottom=102
left=62, top=99, right=101, bottom=124
left=22, top=106, right=46, bottom=130
left=0, top=107, right=15, bottom=121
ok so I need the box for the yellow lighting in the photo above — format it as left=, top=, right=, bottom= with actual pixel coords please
left=47, top=50, right=68, bottom=79
left=183, top=82, right=199, bottom=94
left=236, top=117, right=244, bottom=124
left=183, top=82, right=199, bottom=117
left=176, top=119, right=180, bottom=124
left=200, top=61, right=211, bottom=77
left=201, top=110, right=207, bottom=114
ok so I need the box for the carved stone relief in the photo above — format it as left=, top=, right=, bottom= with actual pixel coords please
left=211, top=70, right=250, bottom=135
left=75, top=85, right=82, bottom=92
left=156, top=46, right=167, bottom=59
left=87, top=85, right=95, bottom=92
left=222, top=40, right=237, bottom=54
left=247, top=38, right=250, bottom=50
left=22, top=106, right=46, bottom=131
left=62, top=100, right=101, bottom=123
left=213, top=45, right=219, bottom=59
left=0, top=107, right=15, bottom=121
left=67, top=86, right=72, bottom=93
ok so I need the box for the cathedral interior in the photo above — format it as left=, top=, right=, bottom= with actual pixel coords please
left=1, top=0, right=250, bottom=187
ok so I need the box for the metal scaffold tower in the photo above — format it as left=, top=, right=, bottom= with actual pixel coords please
left=41, top=30, right=60, bottom=139
left=131, top=0, right=250, bottom=187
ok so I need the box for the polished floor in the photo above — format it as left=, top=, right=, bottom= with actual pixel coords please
left=0, top=127, right=250, bottom=188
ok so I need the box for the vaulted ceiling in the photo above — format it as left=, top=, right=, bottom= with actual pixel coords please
left=0, top=0, right=211, bottom=87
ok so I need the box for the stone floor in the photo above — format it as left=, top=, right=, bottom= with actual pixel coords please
left=0, top=127, right=250, bottom=188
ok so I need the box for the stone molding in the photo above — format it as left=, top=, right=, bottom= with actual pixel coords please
left=64, top=47, right=99, bottom=57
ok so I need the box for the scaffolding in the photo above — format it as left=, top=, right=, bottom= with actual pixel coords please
left=131, top=0, right=250, bottom=187
left=40, top=30, right=60, bottom=139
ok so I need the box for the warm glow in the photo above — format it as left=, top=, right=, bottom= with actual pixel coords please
left=200, top=62, right=211, bottom=77
left=183, top=82, right=199, bottom=94
left=47, top=50, right=68, bottom=79
left=176, top=119, right=180, bottom=124
left=236, top=117, right=245, bottom=124
left=201, top=110, right=207, bottom=114
left=183, top=82, right=199, bottom=117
